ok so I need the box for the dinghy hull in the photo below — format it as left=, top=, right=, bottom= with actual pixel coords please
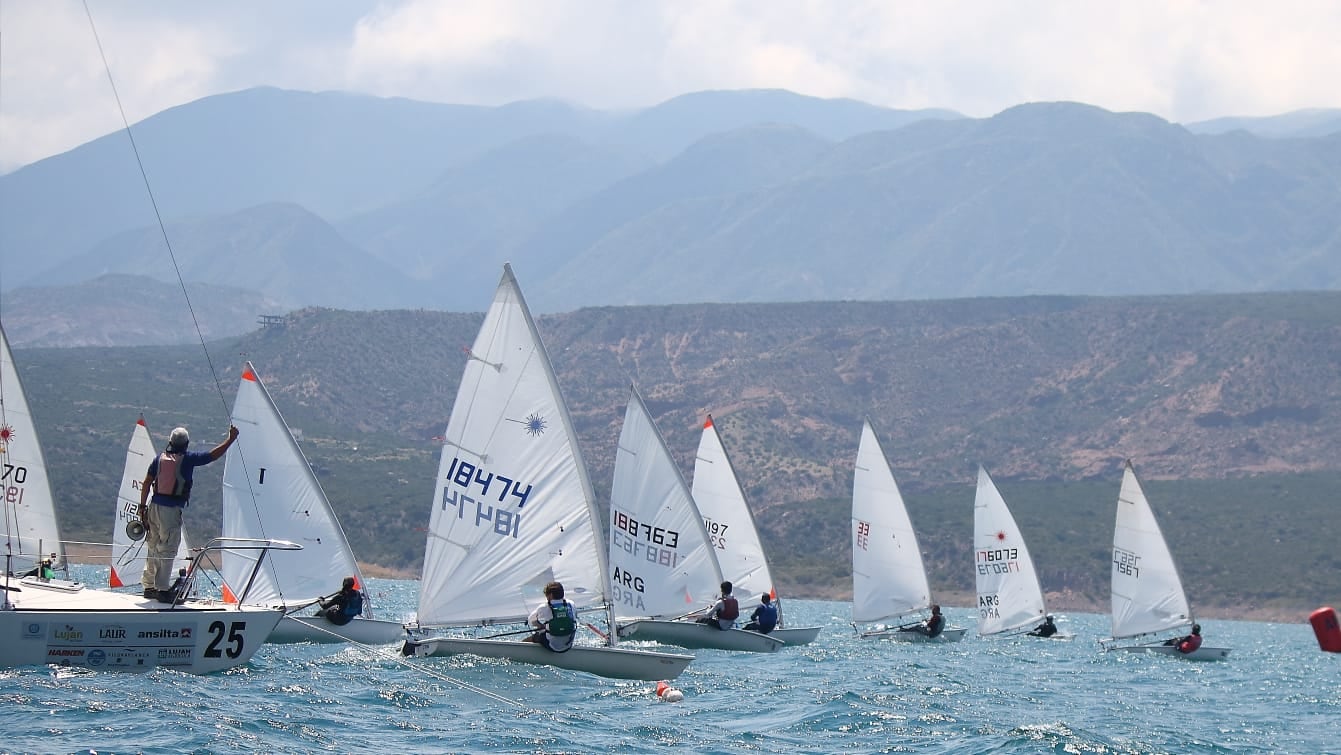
left=770, top=625, right=823, bottom=646
left=268, top=615, right=406, bottom=645
left=1, top=580, right=282, bottom=674
left=1108, top=642, right=1231, bottom=661
left=617, top=619, right=784, bottom=652
left=402, top=636, right=694, bottom=680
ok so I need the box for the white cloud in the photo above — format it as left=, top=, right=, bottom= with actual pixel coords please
left=2, top=0, right=1340, bottom=171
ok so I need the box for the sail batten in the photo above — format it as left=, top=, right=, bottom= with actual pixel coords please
left=0, top=324, right=64, bottom=575
left=221, top=362, right=366, bottom=610
left=690, top=416, right=774, bottom=603
left=851, top=419, right=931, bottom=625
left=609, top=387, right=723, bottom=621
left=417, top=265, right=607, bottom=627
left=1110, top=464, right=1194, bottom=640
left=974, top=466, right=1047, bottom=636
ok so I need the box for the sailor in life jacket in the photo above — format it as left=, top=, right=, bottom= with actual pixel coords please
left=319, top=576, right=365, bottom=626
left=1175, top=623, right=1203, bottom=654
left=525, top=581, right=578, bottom=652
left=743, top=592, right=779, bottom=633
left=138, top=425, right=238, bottom=601
left=696, top=580, right=740, bottom=630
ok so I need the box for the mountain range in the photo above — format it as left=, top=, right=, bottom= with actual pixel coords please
left=2, top=88, right=1341, bottom=347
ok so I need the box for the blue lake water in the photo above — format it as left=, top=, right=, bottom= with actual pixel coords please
left=3, top=572, right=1339, bottom=754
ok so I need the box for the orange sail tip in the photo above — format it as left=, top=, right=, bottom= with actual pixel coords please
left=222, top=584, right=238, bottom=604
left=135, top=416, right=146, bottom=427
left=241, top=368, right=257, bottom=382
left=109, top=568, right=124, bottom=588
left=703, top=415, right=714, bottom=429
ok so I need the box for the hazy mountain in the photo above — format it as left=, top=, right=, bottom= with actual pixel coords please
left=29, top=203, right=430, bottom=309
left=0, top=87, right=936, bottom=291
left=339, top=132, right=655, bottom=295
left=605, top=88, right=961, bottom=160
left=536, top=102, right=1341, bottom=308
left=1186, top=108, right=1341, bottom=138
left=1, top=274, right=280, bottom=347
left=5, top=87, right=1341, bottom=328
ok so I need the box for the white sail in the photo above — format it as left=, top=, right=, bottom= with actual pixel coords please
left=0, top=323, right=64, bottom=575
left=973, top=465, right=1047, bottom=635
left=851, top=418, right=930, bottom=625
left=690, top=415, right=772, bottom=602
left=417, top=264, right=606, bottom=627
left=609, top=387, right=722, bottom=620
left=221, top=363, right=365, bottom=608
left=1110, top=463, right=1193, bottom=639
left=110, top=417, right=190, bottom=589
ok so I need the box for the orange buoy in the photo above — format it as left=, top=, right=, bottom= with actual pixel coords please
left=1310, top=606, right=1341, bottom=652
left=655, top=680, right=669, bottom=697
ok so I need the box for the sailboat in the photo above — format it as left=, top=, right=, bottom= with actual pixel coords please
left=0, top=324, right=287, bottom=672
left=973, top=465, right=1065, bottom=639
left=220, top=362, right=405, bottom=645
left=610, top=389, right=783, bottom=653
left=109, top=417, right=192, bottom=590
left=1, top=324, right=65, bottom=579
left=400, top=265, right=694, bottom=681
left=850, top=418, right=966, bottom=642
left=690, top=415, right=820, bottom=646
left=1101, top=461, right=1230, bottom=660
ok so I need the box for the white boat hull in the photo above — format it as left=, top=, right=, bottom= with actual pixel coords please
left=617, top=619, right=784, bottom=652
left=860, top=625, right=969, bottom=643
left=769, top=626, right=823, bottom=646
left=1, top=579, right=282, bottom=674
left=267, top=614, right=406, bottom=645
left=402, top=636, right=694, bottom=681
left=1108, top=642, right=1231, bottom=661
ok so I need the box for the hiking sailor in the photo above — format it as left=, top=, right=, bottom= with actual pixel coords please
left=317, top=576, right=365, bottom=626
left=523, top=581, right=578, bottom=652
left=695, top=580, right=740, bottom=630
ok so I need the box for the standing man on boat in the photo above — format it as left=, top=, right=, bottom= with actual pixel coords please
left=138, top=425, right=238, bottom=602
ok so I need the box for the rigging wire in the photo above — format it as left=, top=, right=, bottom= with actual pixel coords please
left=79, top=2, right=284, bottom=603
left=80, top=0, right=229, bottom=418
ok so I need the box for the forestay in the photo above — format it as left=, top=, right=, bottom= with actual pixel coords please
left=110, top=417, right=190, bottom=589
left=609, top=387, right=721, bottom=621
left=0, top=323, right=64, bottom=576
left=974, top=465, right=1046, bottom=636
left=1110, top=463, right=1192, bottom=640
left=221, top=363, right=366, bottom=608
left=417, top=265, right=606, bottom=627
left=850, top=419, right=930, bottom=625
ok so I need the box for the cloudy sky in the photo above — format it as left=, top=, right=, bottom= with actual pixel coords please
left=2, top=0, right=1339, bottom=172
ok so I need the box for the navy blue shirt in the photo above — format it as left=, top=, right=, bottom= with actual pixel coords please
left=147, top=450, right=217, bottom=507
left=752, top=602, right=778, bottom=631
